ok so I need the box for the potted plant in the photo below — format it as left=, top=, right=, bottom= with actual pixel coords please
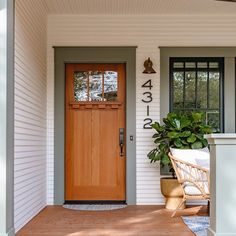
left=147, top=112, right=212, bottom=209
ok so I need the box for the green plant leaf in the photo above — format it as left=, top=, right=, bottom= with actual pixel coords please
left=174, top=139, right=182, bottom=148
left=159, top=143, right=167, bottom=151
left=192, top=112, right=203, bottom=122
left=179, top=131, right=191, bottom=137
left=195, top=134, right=204, bottom=140
left=151, top=122, right=164, bottom=132
left=152, top=133, right=159, bottom=138
left=162, top=154, right=171, bottom=166
left=180, top=139, right=188, bottom=145
left=191, top=141, right=203, bottom=149
left=187, top=134, right=197, bottom=143
left=180, top=117, right=191, bottom=129
left=202, top=139, right=208, bottom=147
left=167, top=132, right=179, bottom=139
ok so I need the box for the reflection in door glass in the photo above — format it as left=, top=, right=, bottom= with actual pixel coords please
left=89, top=71, right=103, bottom=101
left=74, top=72, right=88, bottom=101
left=104, top=71, right=118, bottom=101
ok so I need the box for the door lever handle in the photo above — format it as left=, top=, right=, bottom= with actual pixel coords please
left=119, top=128, right=124, bottom=157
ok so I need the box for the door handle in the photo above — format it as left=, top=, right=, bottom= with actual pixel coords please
left=119, top=128, right=124, bottom=157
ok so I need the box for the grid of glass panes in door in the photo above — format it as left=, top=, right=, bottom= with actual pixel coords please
left=74, top=71, right=118, bottom=101
left=170, top=58, right=223, bottom=132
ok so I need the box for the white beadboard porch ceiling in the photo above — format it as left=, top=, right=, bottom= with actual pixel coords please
left=44, top=0, right=236, bottom=15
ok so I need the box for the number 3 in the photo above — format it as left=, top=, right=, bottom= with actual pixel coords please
left=142, top=92, right=153, bottom=103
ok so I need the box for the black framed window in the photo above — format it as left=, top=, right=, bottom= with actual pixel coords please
left=170, top=57, right=224, bottom=132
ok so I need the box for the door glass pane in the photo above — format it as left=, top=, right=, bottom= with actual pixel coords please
left=185, top=71, right=196, bottom=108
left=197, top=72, right=207, bottom=109
left=74, top=72, right=88, bottom=101
left=89, top=71, right=103, bottom=101
left=104, top=71, right=118, bottom=101
left=209, top=72, right=220, bottom=109
left=173, top=72, right=184, bottom=108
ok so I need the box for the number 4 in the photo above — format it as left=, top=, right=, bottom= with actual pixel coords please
left=142, top=79, right=153, bottom=90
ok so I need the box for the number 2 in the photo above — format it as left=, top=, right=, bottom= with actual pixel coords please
left=143, top=118, right=152, bottom=129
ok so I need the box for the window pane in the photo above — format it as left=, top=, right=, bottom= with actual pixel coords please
left=74, top=72, right=88, bottom=101
left=104, top=71, right=118, bottom=101
left=209, top=62, right=219, bottom=69
left=197, top=72, right=207, bottom=109
left=185, top=71, right=196, bottom=108
left=185, top=62, right=196, bottom=68
left=173, top=72, right=184, bottom=108
left=89, top=71, right=103, bottom=101
left=206, top=111, right=220, bottom=133
left=197, top=62, right=207, bottom=68
left=173, top=62, right=184, bottom=68
left=209, top=72, right=220, bottom=109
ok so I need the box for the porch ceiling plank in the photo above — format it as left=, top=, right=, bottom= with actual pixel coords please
left=45, top=0, right=236, bottom=15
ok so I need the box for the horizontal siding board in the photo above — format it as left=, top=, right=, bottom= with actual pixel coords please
left=15, top=0, right=47, bottom=233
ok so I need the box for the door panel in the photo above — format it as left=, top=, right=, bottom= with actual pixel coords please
left=65, top=63, right=126, bottom=201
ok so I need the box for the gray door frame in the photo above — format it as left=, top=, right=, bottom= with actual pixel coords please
left=54, top=47, right=136, bottom=205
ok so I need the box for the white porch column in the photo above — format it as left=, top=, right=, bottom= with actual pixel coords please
left=205, top=134, right=236, bottom=236
left=0, top=0, right=14, bottom=235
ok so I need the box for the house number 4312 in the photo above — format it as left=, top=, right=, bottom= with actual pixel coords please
left=142, top=79, right=153, bottom=129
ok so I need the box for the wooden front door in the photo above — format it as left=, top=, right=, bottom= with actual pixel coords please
left=65, top=63, right=126, bottom=201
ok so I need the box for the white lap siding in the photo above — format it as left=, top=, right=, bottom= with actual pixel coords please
left=15, top=0, right=47, bottom=232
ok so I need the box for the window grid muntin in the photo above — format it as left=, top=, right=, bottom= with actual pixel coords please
left=170, top=57, right=224, bottom=132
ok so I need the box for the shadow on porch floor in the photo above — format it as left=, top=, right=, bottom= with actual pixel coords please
left=16, top=205, right=207, bottom=236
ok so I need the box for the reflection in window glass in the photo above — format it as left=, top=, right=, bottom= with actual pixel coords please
left=185, top=62, right=196, bottom=68
left=197, top=62, right=207, bottom=68
left=197, top=72, right=207, bottom=109
left=173, top=62, right=184, bottom=68
left=74, top=72, right=88, bottom=101
left=89, top=71, right=103, bottom=101
left=104, top=71, right=118, bottom=101
left=73, top=70, right=118, bottom=102
left=209, top=72, right=220, bottom=109
left=173, top=72, right=184, bottom=108
left=209, top=62, right=219, bottom=68
left=206, top=111, right=220, bottom=132
left=185, top=72, right=196, bottom=108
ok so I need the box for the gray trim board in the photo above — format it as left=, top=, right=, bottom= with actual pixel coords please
left=160, top=47, right=236, bottom=133
left=54, top=47, right=136, bottom=205
left=0, top=0, right=15, bottom=235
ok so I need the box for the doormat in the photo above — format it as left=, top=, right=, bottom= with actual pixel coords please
left=182, top=216, right=209, bottom=236
left=63, top=204, right=127, bottom=211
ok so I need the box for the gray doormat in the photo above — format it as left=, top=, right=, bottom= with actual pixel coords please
left=63, top=204, right=127, bottom=211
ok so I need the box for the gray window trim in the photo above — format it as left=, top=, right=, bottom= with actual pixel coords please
left=160, top=47, right=236, bottom=133
left=54, top=47, right=136, bottom=205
